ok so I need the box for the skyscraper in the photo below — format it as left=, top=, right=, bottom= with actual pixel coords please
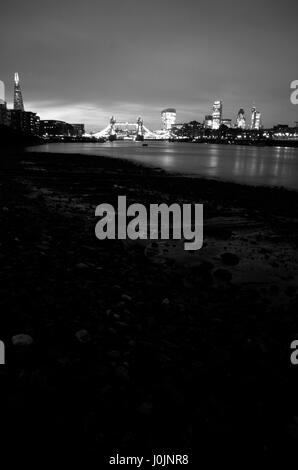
left=251, top=106, right=262, bottom=130
left=204, top=115, right=213, bottom=129
left=212, top=100, right=222, bottom=130
left=14, top=73, right=24, bottom=111
left=236, top=108, right=246, bottom=129
left=0, top=80, right=5, bottom=105
left=161, top=108, right=176, bottom=130
left=0, top=79, right=10, bottom=126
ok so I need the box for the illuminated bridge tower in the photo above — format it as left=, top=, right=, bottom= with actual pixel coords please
left=136, top=116, right=144, bottom=141
left=14, top=73, right=24, bottom=111
left=108, top=116, right=117, bottom=141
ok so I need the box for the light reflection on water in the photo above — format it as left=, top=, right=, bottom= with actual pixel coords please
left=28, top=141, right=298, bottom=191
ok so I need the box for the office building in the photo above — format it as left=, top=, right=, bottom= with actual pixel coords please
left=0, top=80, right=5, bottom=105
left=212, top=100, right=222, bottom=129
left=40, top=120, right=84, bottom=138
left=0, top=105, right=11, bottom=127
left=236, top=108, right=246, bottom=129
left=70, top=124, right=85, bottom=137
left=161, top=108, right=176, bottom=130
left=251, top=106, right=262, bottom=130
left=40, top=120, right=71, bottom=137
left=204, top=115, right=213, bottom=129
left=10, top=110, right=40, bottom=135
left=0, top=80, right=11, bottom=126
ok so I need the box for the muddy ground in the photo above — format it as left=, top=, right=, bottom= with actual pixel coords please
left=1, top=149, right=298, bottom=462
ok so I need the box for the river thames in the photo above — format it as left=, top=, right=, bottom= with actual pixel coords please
left=28, top=141, right=298, bottom=191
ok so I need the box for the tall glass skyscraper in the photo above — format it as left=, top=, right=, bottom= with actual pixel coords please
left=14, top=73, right=24, bottom=111
left=212, top=100, right=222, bottom=129
left=251, top=106, right=262, bottom=130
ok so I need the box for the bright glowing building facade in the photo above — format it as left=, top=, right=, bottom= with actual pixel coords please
left=0, top=79, right=11, bottom=126
left=161, top=108, right=176, bottom=130
left=236, top=108, right=246, bottom=129
left=0, top=80, right=5, bottom=105
left=212, top=100, right=222, bottom=129
left=251, top=106, right=262, bottom=130
left=14, top=73, right=24, bottom=111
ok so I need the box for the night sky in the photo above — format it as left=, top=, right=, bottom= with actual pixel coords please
left=1, top=0, right=297, bottom=131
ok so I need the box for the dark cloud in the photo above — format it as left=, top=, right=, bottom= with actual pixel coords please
left=1, top=0, right=297, bottom=131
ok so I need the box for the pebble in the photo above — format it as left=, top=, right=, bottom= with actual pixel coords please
left=75, top=262, right=89, bottom=270
left=75, top=329, right=91, bottom=343
left=121, top=294, right=132, bottom=302
left=137, top=402, right=153, bottom=415
left=115, top=365, right=129, bottom=382
left=12, top=334, right=34, bottom=347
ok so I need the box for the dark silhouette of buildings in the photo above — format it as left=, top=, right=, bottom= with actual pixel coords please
left=0, top=74, right=40, bottom=135
left=10, top=109, right=40, bottom=135
left=39, top=120, right=85, bottom=138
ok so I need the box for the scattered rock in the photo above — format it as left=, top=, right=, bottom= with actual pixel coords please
left=108, top=350, right=121, bottom=360
left=115, top=365, right=129, bottom=382
left=75, top=262, right=89, bottom=270
left=121, top=294, right=132, bottom=302
left=75, top=329, right=91, bottom=343
left=137, top=401, right=153, bottom=415
left=12, top=334, right=34, bottom=347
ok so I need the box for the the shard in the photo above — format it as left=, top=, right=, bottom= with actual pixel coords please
left=14, top=73, right=24, bottom=111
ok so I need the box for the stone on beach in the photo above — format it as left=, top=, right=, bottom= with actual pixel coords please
left=12, top=334, right=34, bottom=347
left=75, top=329, right=91, bottom=343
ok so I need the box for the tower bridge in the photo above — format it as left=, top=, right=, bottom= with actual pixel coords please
left=93, top=116, right=170, bottom=140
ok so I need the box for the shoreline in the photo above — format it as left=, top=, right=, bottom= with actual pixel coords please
left=1, top=148, right=298, bottom=457
left=32, top=136, right=298, bottom=147
left=25, top=148, right=298, bottom=198
left=26, top=141, right=298, bottom=192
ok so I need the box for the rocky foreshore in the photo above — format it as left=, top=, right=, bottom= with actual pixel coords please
left=1, top=149, right=298, bottom=461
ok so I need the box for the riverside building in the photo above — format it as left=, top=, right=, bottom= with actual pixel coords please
left=212, top=100, right=222, bottom=129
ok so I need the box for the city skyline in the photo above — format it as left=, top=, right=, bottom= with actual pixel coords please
left=2, top=72, right=298, bottom=134
left=0, top=0, right=297, bottom=131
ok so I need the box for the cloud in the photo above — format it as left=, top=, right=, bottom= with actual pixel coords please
left=9, top=98, right=207, bottom=132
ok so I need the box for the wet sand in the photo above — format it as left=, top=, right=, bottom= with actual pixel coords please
left=1, top=149, right=298, bottom=461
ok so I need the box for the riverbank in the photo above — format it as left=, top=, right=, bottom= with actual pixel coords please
left=1, top=148, right=298, bottom=460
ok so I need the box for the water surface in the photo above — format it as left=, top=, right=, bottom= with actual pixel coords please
left=28, top=142, right=298, bottom=191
